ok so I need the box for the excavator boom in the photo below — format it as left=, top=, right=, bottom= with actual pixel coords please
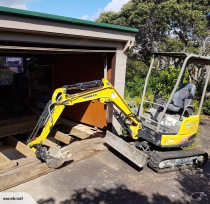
left=27, top=78, right=142, bottom=168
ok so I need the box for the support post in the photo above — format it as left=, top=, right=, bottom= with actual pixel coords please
left=110, top=50, right=127, bottom=135
left=198, top=65, right=210, bottom=115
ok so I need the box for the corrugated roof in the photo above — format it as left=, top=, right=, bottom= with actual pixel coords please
left=0, top=6, right=139, bottom=33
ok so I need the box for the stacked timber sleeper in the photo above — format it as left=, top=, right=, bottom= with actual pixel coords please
left=0, top=115, right=106, bottom=191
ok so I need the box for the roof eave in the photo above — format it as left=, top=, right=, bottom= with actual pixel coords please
left=0, top=6, right=139, bottom=33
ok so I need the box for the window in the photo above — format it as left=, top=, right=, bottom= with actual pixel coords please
left=0, top=57, right=23, bottom=86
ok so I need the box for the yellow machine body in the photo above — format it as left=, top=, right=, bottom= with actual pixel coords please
left=27, top=77, right=208, bottom=171
left=161, top=115, right=200, bottom=146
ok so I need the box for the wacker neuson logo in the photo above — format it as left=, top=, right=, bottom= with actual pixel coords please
left=83, top=94, right=97, bottom=99
left=0, top=192, right=36, bottom=204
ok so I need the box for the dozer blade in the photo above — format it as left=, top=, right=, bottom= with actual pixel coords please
left=104, top=131, right=148, bottom=168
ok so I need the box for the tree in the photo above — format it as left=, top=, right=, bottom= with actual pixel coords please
left=97, top=0, right=209, bottom=60
left=97, top=0, right=210, bottom=101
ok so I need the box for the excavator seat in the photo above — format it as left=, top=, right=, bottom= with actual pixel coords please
left=166, top=83, right=196, bottom=113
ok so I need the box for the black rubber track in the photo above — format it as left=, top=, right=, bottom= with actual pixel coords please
left=148, top=149, right=208, bottom=173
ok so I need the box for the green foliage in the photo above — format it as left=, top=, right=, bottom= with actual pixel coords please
left=97, top=0, right=210, bottom=114
left=124, top=92, right=154, bottom=112
left=193, top=99, right=200, bottom=115
left=125, top=64, right=188, bottom=99
left=125, top=58, right=148, bottom=98
left=153, top=66, right=188, bottom=96
left=96, top=11, right=119, bottom=24
left=159, top=38, right=185, bottom=52
left=97, top=0, right=209, bottom=59
left=125, top=76, right=145, bottom=98
left=202, top=99, right=210, bottom=115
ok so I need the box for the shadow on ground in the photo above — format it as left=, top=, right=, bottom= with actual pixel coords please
left=37, top=160, right=210, bottom=204
left=37, top=184, right=184, bottom=204
left=175, top=161, right=210, bottom=204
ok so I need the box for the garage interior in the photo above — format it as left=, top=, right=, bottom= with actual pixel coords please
left=0, top=48, right=114, bottom=128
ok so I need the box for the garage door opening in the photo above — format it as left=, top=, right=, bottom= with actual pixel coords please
left=0, top=55, right=53, bottom=121
left=0, top=52, right=113, bottom=129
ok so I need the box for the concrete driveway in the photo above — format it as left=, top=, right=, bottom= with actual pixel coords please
left=7, top=148, right=210, bottom=204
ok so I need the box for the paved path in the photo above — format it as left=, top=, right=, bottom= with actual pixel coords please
left=7, top=149, right=210, bottom=204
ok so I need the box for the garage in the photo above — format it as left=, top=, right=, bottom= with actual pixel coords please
left=0, top=6, right=138, bottom=188
left=0, top=6, right=137, bottom=131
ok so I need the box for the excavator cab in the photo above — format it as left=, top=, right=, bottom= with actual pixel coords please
left=138, top=53, right=210, bottom=149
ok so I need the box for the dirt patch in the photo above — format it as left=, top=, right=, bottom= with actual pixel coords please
left=195, top=116, right=210, bottom=155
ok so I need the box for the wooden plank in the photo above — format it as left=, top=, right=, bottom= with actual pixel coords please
left=4, top=136, right=35, bottom=157
left=59, top=124, right=90, bottom=139
left=62, top=137, right=105, bottom=152
left=50, top=129, right=73, bottom=144
left=0, top=120, right=37, bottom=138
left=43, top=139, right=57, bottom=147
left=0, top=162, right=54, bottom=190
left=62, top=137, right=107, bottom=163
left=0, top=156, right=38, bottom=174
left=70, top=143, right=107, bottom=162
left=0, top=152, right=10, bottom=163
left=0, top=152, right=17, bottom=171
left=58, top=118, right=104, bottom=139
left=0, top=137, right=107, bottom=191
left=201, top=115, right=210, bottom=120
left=0, top=160, right=17, bottom=171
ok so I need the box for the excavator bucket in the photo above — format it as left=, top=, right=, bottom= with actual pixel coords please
left=46, top=146, right=71, bottom=168
left=35, top=146, right=71, bottom=169
left=104, top=131, right=148, bottom=168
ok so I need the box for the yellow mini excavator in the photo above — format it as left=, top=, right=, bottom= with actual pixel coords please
left=27, top=52, right=209, bottom=173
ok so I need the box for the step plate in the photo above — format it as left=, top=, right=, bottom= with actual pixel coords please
left=104, top=131, right=148, bottom=168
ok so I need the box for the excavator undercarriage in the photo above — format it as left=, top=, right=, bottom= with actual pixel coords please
left=148, top=149, right=208, bottom=173
left=104, top=131, right=208, bottom=173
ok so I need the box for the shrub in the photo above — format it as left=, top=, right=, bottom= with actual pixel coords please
left=202, top=99, right=210, bottom=115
